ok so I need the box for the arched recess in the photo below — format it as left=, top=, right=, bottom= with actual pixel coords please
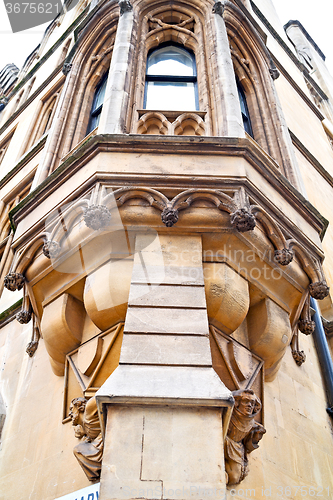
left=55, top=2, right=119, bottom=165
left=223, top=1, right=297, bottom=183
left=128, top=0, right=215, bottom=134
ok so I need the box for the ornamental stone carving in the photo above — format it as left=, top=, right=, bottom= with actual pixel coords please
left=230, top=208, right=256, bottom=232
left=269, top=68, right=280, bottom=80
left=161, top=207, right=179, bottom=227
left=69, top=396, right=103, bottom=481
left=309, top=281, right=330, bottom=300
left=212, top=0, right=224, bottom=16
left=83, top=205, right=111, bottom=230
left=119, top=0, right=132, bottom=15
left=62, top=62, right=72, bottom=75
left=43, top=240, right=61, bottom=259
left=16, top=310, right=32, bottom=324
left=225, top=390, right=266, bottom=485
left=4, top=272, right=25, bottom=291
left=274, top=248, right=294, bottom=266
left=298, top=319, right=315, bottom=335
left=292, top=349, right=306, bottom=366
left=26, top=340, right=39, bottom=357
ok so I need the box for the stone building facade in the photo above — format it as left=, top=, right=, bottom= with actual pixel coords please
left=0, top=0, right=333, bottom=499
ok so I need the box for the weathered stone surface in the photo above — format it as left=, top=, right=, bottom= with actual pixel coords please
left=124, top=306, right=209, bottom=335
left=298, top=319, right=315, bottom=335
left=161, top=207, right=179, bottom=227
left=83, top=205, right=111, bottom=230
left=120, top=334, right=212, bottom=366
left=274, top=248, right=294, bottom=265
left=309, top=281, right=330, bottom=300
left=4, top=272, right=25, bottom=291
left=128, top=283, right=206, bottom=308
left=230, top=208, right=256, bottom=232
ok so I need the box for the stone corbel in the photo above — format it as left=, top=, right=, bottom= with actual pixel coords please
left=298, top=294, right=315, bottom=335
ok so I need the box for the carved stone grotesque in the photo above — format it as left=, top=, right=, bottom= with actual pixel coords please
left=230, top=208, right=256, bottom=232
left=298, top=319, right=315, bottom=335
left=212, top=0, right=224, bottom=16
left=292, top=349, right=306, bottom=366
left=225, top=390, right=266, bottom=485
left=274, top=248, right=294, bottom=266
left=83, top=205, right=111, bottom=230
left=269, top=67, right=280, bottom=80
left=119, top=0, right=132, bottom=15
left=16, top=309, right=32, bottom=324
left=62, top=62, right=72, bottom=75
left=309, top=281, right=330, bottom=300
left=161, top=207, right=179, bottom=227
left=69, top=396, right=103, bottom=481
left=43, top=240, right=61, bottom=259
left=4, top=272, right=25, bottom=291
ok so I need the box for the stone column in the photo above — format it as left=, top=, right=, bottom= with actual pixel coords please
left=96, top=233, right=234, bottom=500
left=213, top=1, right=245, bottom=137
left=97, top=0, right=134, bottom=135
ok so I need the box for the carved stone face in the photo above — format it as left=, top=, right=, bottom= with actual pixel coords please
left=237, top=394, right=257, bottom=416
left=69, top=398, right=86, bottom=425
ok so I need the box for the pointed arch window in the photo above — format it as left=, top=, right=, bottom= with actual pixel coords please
left=87, top=73, right=108, bottom=134
left=144, top=44, right=198, bottom=111
left=237, top=79, right=253, bottom=138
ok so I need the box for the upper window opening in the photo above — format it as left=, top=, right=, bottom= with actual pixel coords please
left=144, top=44, right=198, bottom=111
left=237, top=80, right=253, bottom=138
left=87, top=73, right=108, bottom=134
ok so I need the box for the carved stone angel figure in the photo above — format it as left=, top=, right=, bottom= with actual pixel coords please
left=225, top=389, right=266, bottom=485
left=69, top=396, right=103, bottom=481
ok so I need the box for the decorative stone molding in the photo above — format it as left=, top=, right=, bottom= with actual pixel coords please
left=309, top=281, right=330, bottom=300
left=16, top=310, right=32, bottom=324
left=274, top=248, right=294, bottom=266
left=4, top=272, right=25, bottom=291
left=43, top=240, right=61, bottom=259
left=26, top=340, right=39, bottom=357
left=292, top=349, right=306, bottom=366
left=119, top=0, right=132, bottom=15
left=230, top=208, right=256, bottom=232
left=298, top=319, right=315, bottom=335
left=70, top=396, right=103, bottom=481
left=137, top=112, right=171, bottom=135
left=225, top=390, right=266, bottom=485
left=83, top=205, right=112, bottom=230
left=172, top=113, right=206, bottom=136
left=161, top=207, right=179, bottom=227
left=148, top=14, right=195, bottom=34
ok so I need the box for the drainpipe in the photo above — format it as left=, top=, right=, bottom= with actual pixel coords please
left=310, top=297, right=333, bottom=416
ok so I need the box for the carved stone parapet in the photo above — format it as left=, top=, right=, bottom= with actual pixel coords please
left=16, top=310, right=32, bottom=324
left=230, top=208, right=256, bottom=232
left=309, top=281, right=330, bottom=300
left=43, top=240, right=61, bottom=259
left=4, top=272, right=25, bottom=291
left=83, top=205, right=111, bottom=230
left=62, top=62, right=72, bottom=75
left=26, top=340, right=39, bottom=357
left=292, top=349, right=306, bottom=366
left=212, top=0, right=224, bottom=16
left=161, top=207, right=179, bottom=227
left=274, top=248, right=294, bottom=266
left=298, top=319, right=315, bottom=335
left=119, top=0, right=132, bottom=15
